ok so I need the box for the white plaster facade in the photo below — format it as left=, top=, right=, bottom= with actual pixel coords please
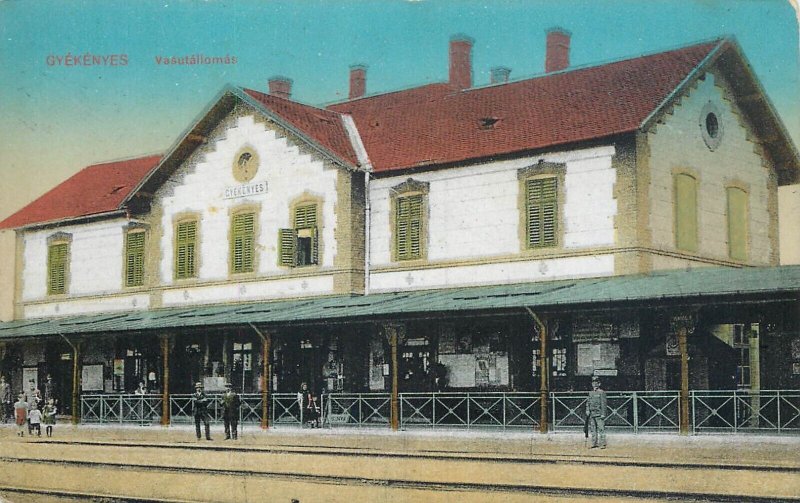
left=17, top=111, right=344, bottom=317
left=12, top=67, right=788, bottom=318
left=648, top=71, right=773, bottom=266
left=369, top=146, right=617, bottom=291
left=21, top=218, right=129, bottom=300
left=19, top=217, right=152, bottom=317
left=157, top=113, right=340, bottom=286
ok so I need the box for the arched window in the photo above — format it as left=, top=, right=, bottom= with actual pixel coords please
left=674, top=173, right=698, bottom=252
left=727, top=186, right=748, bottom=261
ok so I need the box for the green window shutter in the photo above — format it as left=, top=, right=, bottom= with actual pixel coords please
left=47, top=243, right=68, bottom=295
left=125, top=231, right=146, bottom=287
left=278, top=228, right=297, bottom=267
left=311, top=226, right=319, bottom=265
left=231, top=212, right=255, bottom=273
left=727, top=187, right=748, bottom=261
left=175, top=220, right=197, bottom=279
left=294, top=204, right=317, bottom=229
left=526, top=178, right=558, bottom=248
left=675, top=174, right=698, bottom=252
left=396, top=195, right=423, bottom=260
left=292, top=203, right=319, bottom=266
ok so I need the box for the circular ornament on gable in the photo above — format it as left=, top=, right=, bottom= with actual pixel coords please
left=232, top=146, right=259, bottom=183
left=700, top=101, right=723, bottom=151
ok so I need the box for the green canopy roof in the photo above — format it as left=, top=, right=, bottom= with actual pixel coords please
left=1, top=265, right=797, bottom=340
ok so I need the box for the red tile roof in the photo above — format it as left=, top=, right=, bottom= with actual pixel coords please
left=2, top=40, right=725, bottom=229
left=243, top=89, right=359, bottom=166
left=329, top=41, right=721, bottom=172
left=0, top=155, right=161, bottom=230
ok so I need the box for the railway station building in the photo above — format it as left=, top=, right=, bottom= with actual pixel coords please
left=1, top=31, right=798, bottom=433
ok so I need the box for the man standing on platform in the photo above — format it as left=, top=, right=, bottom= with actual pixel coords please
left=221, top=382, right=240, bottom=440
left=191, top=382, right=212, bottom=441
left=44, top=374, right=55, bottom=405
left=0, top=376, right=11, bottom=423
left=586, top=376, right=608, bottom=449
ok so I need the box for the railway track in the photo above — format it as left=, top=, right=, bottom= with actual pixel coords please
left=0, top=439, right=797, bottom=502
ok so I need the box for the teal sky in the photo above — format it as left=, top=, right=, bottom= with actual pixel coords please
left=0, top=0, right=798, bottom=221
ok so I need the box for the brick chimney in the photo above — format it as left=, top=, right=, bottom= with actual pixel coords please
left=490, top=66, right=511, bottom=84
left=449, top=35, right=474, bottom=89
left=268, top=76, right=293, bottom=99
left=349, top=64, right=367, bottom=99
left=545, top=28, right=571, bottom=73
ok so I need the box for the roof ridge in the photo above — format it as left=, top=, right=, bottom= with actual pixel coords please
left=463, top=37, right=727, bottom=94
left=243, top=87, right=345, bottom=118
left=325, top=38, right=726, bottom=107
left=83, top=152, right=163, bottom=168
left=326, top=83, right=453, bottom=108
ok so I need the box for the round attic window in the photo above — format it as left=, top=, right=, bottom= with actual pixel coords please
left=700, top=102, right=723, bottom=150
left=705, top=113, right=719, bottom=138
left=232, top=146, right=259, bottom=183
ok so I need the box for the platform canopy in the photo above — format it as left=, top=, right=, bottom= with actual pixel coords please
left=1, top=265, right=798, bottom=340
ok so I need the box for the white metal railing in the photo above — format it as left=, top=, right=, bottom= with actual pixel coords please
left=79, top=390, right=800, bottom=434
left=325, top=393, right=391, bottom=428
left=169, top=393, right=272, bottom=425
left=550, top=391, right=681, bottom=433
left=691, top=390, right=800, bottom=433
left=399, top=392, right=540, bottom=430
left=270, top=393, right=305, bottom=426
left=81, top=394, right=163, bottom=425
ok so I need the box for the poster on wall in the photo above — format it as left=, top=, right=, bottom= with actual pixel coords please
left=439, top=325, right=456, bottom=354
left=113, top=358, right=125, bottom=376
left=791, top=338, right=800, bottom=360
left=475, top=356, right=490, bottom=386
left=666, top=334, right=680, bottom=356
left=438, top=354, right=475, bottom=388
left=577, top=343, right=620, bottom=376
left=572, top=316, right=616, bottom=343
left=81, top=364, right=104, bottom=391
left=456, top=332, right=472, bottom=354
left=369, top=341, right=385, bottom=390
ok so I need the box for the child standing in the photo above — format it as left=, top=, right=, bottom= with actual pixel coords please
left=42, top=399, right=57, bottom=437
left=14, top=394, right=27, bottom=437
left=28, top=403, right=43, bottom=437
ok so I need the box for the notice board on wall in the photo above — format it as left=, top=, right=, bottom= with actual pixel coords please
left=81, top=364, right=104, bottom=391
left=439, top=354, right=509, bottom=388
left=576, top=343, right=619, bottom=376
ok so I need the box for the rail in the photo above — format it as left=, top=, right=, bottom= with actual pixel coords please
left=399, top=392, right=540, bottom=430
left=550, top=391, right=680, bottom=433
left=79, top=389, right=800, bottom=434
left=691, top=390, right=800, bottom=433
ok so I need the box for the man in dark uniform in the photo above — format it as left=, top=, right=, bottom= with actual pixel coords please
left=586, top=376, right=608, bottom=449
left=44, top=374, right=55, bottom=404
left=191, top=382, right=212, bottom=441
left=221, top=382, right=240, bottom=440
left=0, top=376, right=11, bottom=423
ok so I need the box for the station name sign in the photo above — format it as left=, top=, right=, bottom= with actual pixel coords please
left=224, top=181, right=267, bottom=200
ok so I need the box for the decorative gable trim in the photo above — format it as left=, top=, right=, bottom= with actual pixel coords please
left=639, top=39, right=727, bottom=134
